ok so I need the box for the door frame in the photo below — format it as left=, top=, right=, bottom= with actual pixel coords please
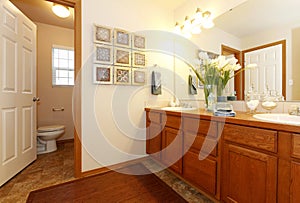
left=48, top=0, right=82, bottom=177
left=242, top=40, right=286, bottom=99
left=221, top=45, right=243, bottom=100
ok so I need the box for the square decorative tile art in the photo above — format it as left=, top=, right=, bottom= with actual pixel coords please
left=114, top=67, right=131, bottom=85
left=95, top=45, right=113, bottom=64
left=94, top=24, right=113, bottom=44
left=132, top=51, right=146, bottom=67
left=114, top=29, right=131, bottom=48
left=93, top=64, right=113, bottom=84
left=115, top=48, right=131, bottom=66
left=133, top=35, right=146, bottom=49
left=132, top=68, right=146, bottom=85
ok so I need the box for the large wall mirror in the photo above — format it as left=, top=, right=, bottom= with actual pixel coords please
left=213, top=0, right=300, bottom=101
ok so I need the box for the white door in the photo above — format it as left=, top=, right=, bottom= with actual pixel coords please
left=0, top=0, right=37, bottom=186
left=244, top=44, right=282, bottom=94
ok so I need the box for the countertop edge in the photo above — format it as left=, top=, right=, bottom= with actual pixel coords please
left=145, top=107, right=300, bottom=134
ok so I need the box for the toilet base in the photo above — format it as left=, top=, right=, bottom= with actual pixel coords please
left=37, top=139, right=58, bottom=155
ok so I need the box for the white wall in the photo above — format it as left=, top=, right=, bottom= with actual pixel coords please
left=81, top=0, right=176, bottom=172
left=36, top=23, right=74, bottom=140
left=80, top=0, right=246, bottom=172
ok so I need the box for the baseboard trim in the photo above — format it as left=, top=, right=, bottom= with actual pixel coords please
left=57, top=139, right=74, bottom=144
left=81, top=156, right=149, bottom=177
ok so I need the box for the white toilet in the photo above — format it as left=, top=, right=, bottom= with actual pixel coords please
left=37, top=125, right=65, bottom=154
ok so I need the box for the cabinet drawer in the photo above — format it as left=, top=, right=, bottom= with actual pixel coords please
left=183, top=117, right=217, bottom=138
left=146, top=111, right=161, bottom=124
left=292, top=134, right=300, bottom=159
left=184, top=132, right=217, bottom=157
left=183, top=151, right=217, bottom=195
left=223, top=124, right=277, bottom=153
left=163, top=114, right=181, bottom=129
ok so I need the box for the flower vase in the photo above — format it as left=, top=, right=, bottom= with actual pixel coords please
left=216, top=80, right=227, bottom=102
left=204, top=84, right=216, bottom=111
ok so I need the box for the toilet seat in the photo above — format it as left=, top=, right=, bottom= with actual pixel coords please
left=38, top=125, right=65, bottom=132
left=38, top=130, right=65, bottom=136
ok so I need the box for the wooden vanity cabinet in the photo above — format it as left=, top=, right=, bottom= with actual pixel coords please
left=145, top=108, right=300, bottom=203
left=161, top=114, right=183, bottom=174
left=146, top=111, right=162, bottom=160
left=290, top=133, right=300, bottom=203
left=182, top=117, right=219, bottom=198
left=221, top=124, right=278, bottom=203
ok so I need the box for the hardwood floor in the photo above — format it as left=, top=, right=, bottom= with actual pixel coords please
left=0, top=141, right=213, bottom=203
left=27, top=163, right=187, bottom=202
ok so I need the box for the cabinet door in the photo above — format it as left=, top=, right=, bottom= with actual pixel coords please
left=161, top=127, right=183, bottom=174
left=222, top=144, right=277, bottom=203
left=146, top=122, right=161, bottom=160
left=183, top=150, right=217, bottom=195
left=291, top=161, right=300, bottom=203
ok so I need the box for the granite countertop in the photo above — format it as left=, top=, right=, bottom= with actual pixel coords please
left=145, top=107, right=300, bottom=134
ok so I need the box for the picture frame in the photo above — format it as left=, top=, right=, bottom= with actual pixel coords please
left=114, top=28, right=131, bottom=48
left=132, top=68, right=146, bottom=85
left=93, top=64, right=114, bottom=84
left=132, top=34, right=146, bottom=49
left=132, top=51, right=146, bottom=68
left=94, top=24, right=113, bottom=45
left=114, top=48, right=131, bottom=66
left=114, top=66, right=131, bottom=85
left=94, top=44, right=113, bottom=64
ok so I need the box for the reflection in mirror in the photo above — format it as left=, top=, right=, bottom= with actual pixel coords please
left=214, top=0, right=300, bottom=101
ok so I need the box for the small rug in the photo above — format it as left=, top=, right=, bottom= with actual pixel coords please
left=26, top=163, right=187, bottom=202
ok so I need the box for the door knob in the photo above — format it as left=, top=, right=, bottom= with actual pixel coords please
left=33, top=97, right=40, bottom=102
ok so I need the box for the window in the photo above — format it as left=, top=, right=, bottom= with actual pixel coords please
left=52, top=46, right=74, bottom=86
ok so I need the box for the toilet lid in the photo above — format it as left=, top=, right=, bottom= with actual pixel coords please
left=38, top=125, right=65, bottom=132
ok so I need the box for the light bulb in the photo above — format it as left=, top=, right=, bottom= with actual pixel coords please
left=202, top=11, right=214, bottom=29
left=174, top=22, right=181, bottom=34
left=194, top=8, right=202, bottom=24
left=183, top=16, right=192, bottom=30
left=52, top=3, right=70, bottom=18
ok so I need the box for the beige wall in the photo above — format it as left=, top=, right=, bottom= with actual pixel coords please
left=36, top=22, right=74, bottom=140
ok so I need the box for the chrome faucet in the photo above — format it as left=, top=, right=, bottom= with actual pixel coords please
left=289, top=106, right=300, bottom=116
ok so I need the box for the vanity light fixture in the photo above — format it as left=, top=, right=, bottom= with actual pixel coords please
left=174, top=8, right=214, bottom=38
left=52, top=3, right=70, bottom=18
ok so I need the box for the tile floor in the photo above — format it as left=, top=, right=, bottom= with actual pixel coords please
left=0, top=141, right=213, bottom=203
left=0, top=142, right=75, bottom=203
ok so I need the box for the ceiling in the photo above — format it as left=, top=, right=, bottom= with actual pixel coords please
left=214, top=0, right=300, bottom=38
left=9, top=0, right=300, bottom=38
left=10, top=0, right=74, bottom=29
left=9, top=0, right=186, bottom=30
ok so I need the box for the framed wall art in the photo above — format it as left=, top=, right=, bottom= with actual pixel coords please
left=132, top=68, right=146, bottom=85
left=114, top=66, right=131, bottom=85
left=114, top=28, right=131, bottom=48
left=94, top=24, right=113, bottom=44
left=93, top=64, right=113, bottom=84
left=132, top=34, right=146, bottom=49
left=115, top=48, right=131, bottom=66
left=132, top=51, right=146, bottom=68
left=94, top=44, right=113, bottom=64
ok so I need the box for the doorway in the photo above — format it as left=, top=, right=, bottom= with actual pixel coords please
left=8, top=0, right=82, bottom=178
left=221, top=45, right=243, bottom=100
left=242, top=40, right=286, bottom=99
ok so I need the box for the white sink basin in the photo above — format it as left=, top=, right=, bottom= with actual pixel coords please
left=253, top=113, right=300, bottom=126
left=161, top=106, right=197, bottom=111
